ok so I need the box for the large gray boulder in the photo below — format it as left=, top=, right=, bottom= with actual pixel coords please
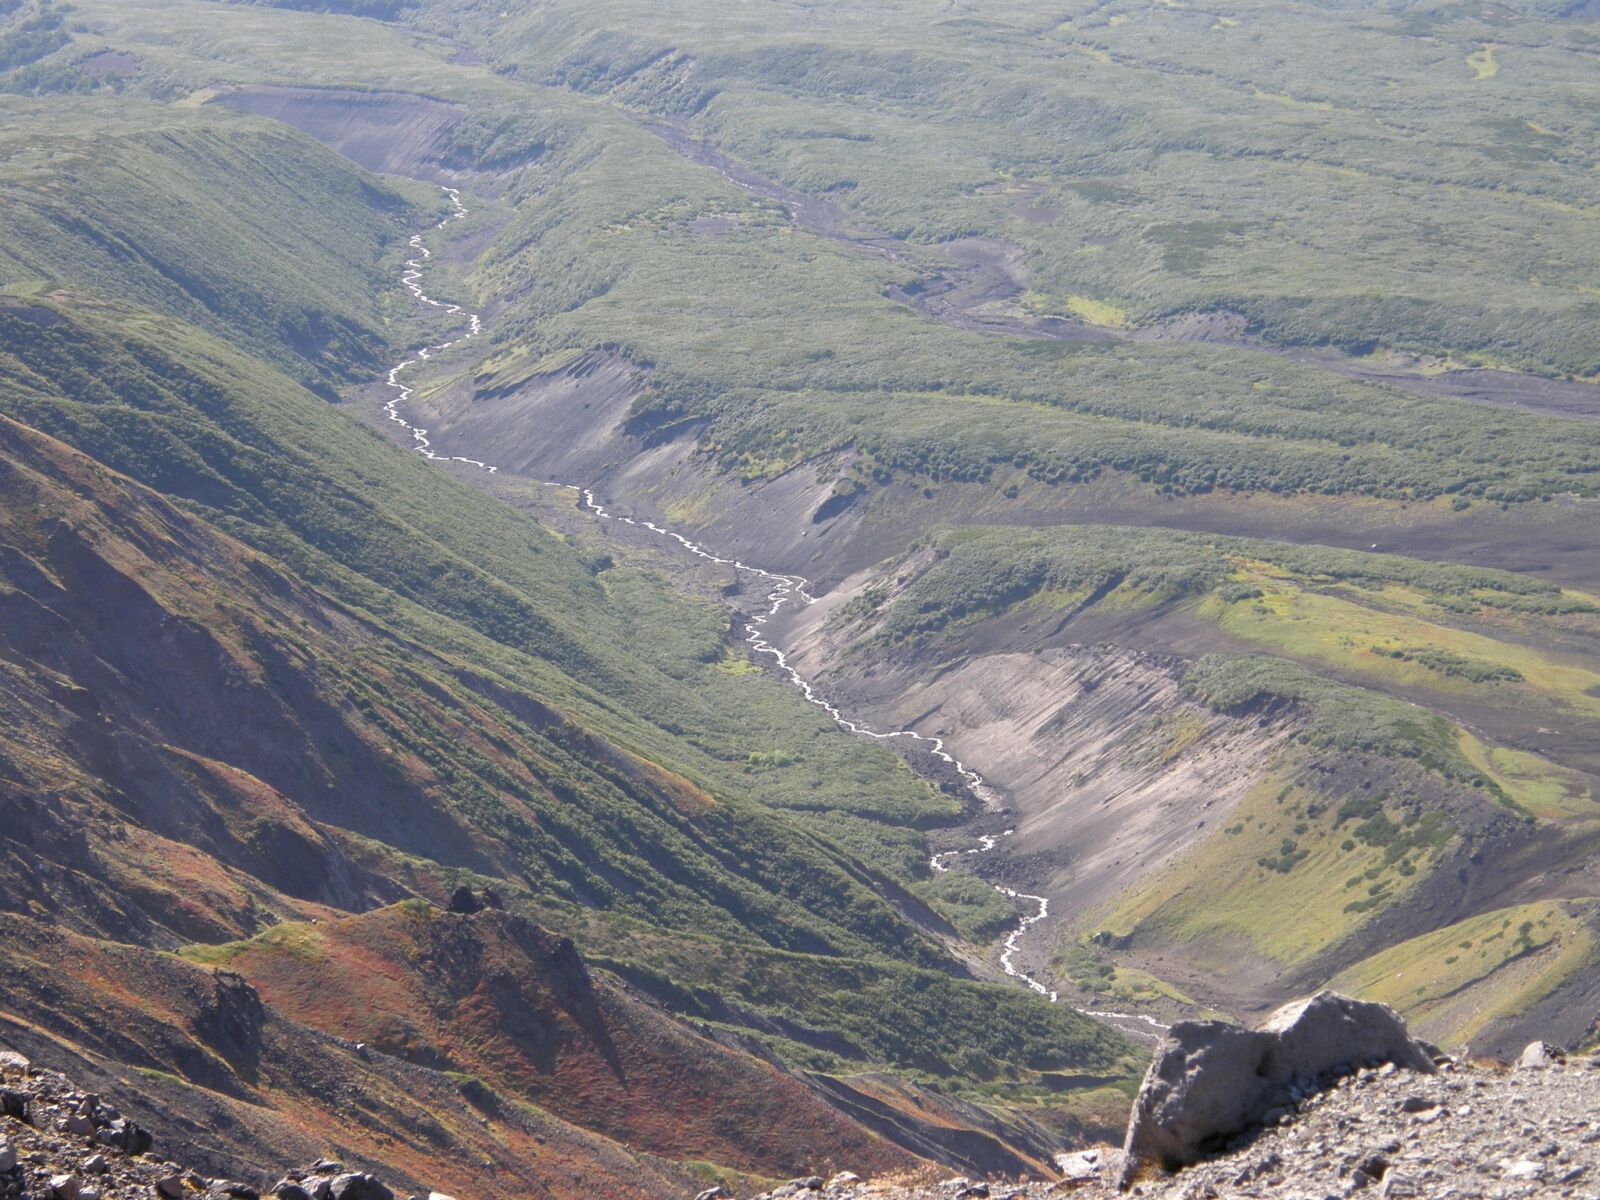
left=1121, top=991, right=1435, bottom=1182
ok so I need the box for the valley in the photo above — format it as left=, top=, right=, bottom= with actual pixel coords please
left=0, top=0, right=1597, bottom=1193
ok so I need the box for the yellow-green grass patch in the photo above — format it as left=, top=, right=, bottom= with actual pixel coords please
left=1095, top=775, right=1443, bottom=968
left=1200, top=565, right=1600, bottom=721
left=1327, top=899, right=1597, bottom=1048
left=1467, top=45, right=1498, bottom=80
left=1455, top=732, right=1598, bottom=823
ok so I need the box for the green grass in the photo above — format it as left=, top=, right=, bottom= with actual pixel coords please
left=0, top=84, right=1129, bottom=1092
left=1327, top=899, right=1599, bottom=1048
left=1096, top=772, right=1454, bottom=968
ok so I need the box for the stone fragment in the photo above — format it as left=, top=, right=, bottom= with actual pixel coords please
left=1517, top=1041, right=1564, bottom=1069
left=155, top=1174, right=186, bottom=1198
left=0, top=1054, right=28, bottom=1075
left=329, top=1174, right=393, bottom=1200
left=0, top=1091, right=29, bottom=1123
left=49, top=1175, right=81, bottom=1200
left=691, top=1188, right=726, bottom=1200
left=0, top=1138, right=14, bottom=1172
left=81, top=1155, right=106, bottom=1174
left=825, top=1175, right=860, bottom=1189
left=1055, top=1149, right=1104, bottom=1183
left=1502, top=1159, right=1543, bottom=1180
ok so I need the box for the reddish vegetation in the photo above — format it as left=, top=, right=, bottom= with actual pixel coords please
left=223, top=904, right=912, bottom=1177
left=0, top=415, right=927, bottom=1194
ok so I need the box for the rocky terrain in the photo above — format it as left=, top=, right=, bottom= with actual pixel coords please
left=0, top=1050, right=420, bottom=1200
left=731, top=1004, right=1600, bottom=1200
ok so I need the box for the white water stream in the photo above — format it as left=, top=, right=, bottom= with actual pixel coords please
left=383, top=187, right=1169, bottom=1038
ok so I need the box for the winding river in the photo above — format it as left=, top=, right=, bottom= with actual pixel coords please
left=384, top=187, right=1169, bottom=1039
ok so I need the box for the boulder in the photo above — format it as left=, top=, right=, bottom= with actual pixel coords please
left=329, top=1174, right=393, bottom=1200
left=1517, top=1041, right=1564, bottom=1069
left=1121, top=992, right=1435, bottom=1181
left=98, top=1117, right=154, bottom=1156
left=1055, top=1149, right=1107, bottom=1183
left=0, top=1089, right=30, bottom=1123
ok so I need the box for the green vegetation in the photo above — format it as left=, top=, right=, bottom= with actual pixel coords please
left=1328, top=900, right=1600, bottom=1049
left=0, top=74, right=1127, bottom=1103
left=1096, top=773, right=1455, bottom=969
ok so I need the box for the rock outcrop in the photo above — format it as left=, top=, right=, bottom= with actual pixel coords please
left=1120, top=992, right=1437, bottom=1179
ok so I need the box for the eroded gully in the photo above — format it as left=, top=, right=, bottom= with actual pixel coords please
left=383, top=187, right=1169, bottom=1041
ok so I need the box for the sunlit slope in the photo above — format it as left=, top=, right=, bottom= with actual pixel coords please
left=824, top=521, right=1600, bottom=1044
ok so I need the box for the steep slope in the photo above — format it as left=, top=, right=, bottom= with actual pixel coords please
left=187, top=903, right=914, bottom=1176
left=0, top=913, right=783, bottom=1199
left=769, top=524, right=1600, bottom=1055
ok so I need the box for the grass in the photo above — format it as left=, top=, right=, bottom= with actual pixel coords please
left=1094, top=773, right=1451, bottom=968
left=0, top=84, right=1126, bottom=1101
left=1455, top=733, right=1598, bottom=823
left=1327, top=899, right=1599, bottom=1049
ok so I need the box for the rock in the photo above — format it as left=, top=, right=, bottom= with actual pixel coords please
left=826, top=1173, right=861, bottom=1188
left=0, top=1090, right=29, bottom=1123
left=1121, top=991, right=1435, bottom=1180
left=66, top=1114, right=95, bottom=1137
left=692, top=1189, right=727, bottom=1200
left=1380, top=1173, right=1419, bottom=1198
left=79, top=1190, right=100, bottom=1200
left=425, top=1194, right=460, bottom=1200
left=1397, top=1096, right=1437, bottom=1113
left=0, top=1053, right=29, bottom=1075
left=98, top=1117, right=153, bottom=1156
left=1055, top=1149, right=1105, bottom=1183
left=0, top=1138, right=14, bottom=1172
left=787, top=1179, right=821, bottom=1193
left=329, top=1174, right=393, bottom=1200
left=1518, top=1041, right=1564, bottom=1069
left=81, top=1155, right=107, bottom=1174
left=446, top=887, right=482, bottom=915
left=273, top=1186, right=312, bottom=1200
left=1502, top=1159, right=1543, bottom=1180
left=48, top=1174, right=80, bottom=1200
left=156, top=1174, right=186, bottom=1198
